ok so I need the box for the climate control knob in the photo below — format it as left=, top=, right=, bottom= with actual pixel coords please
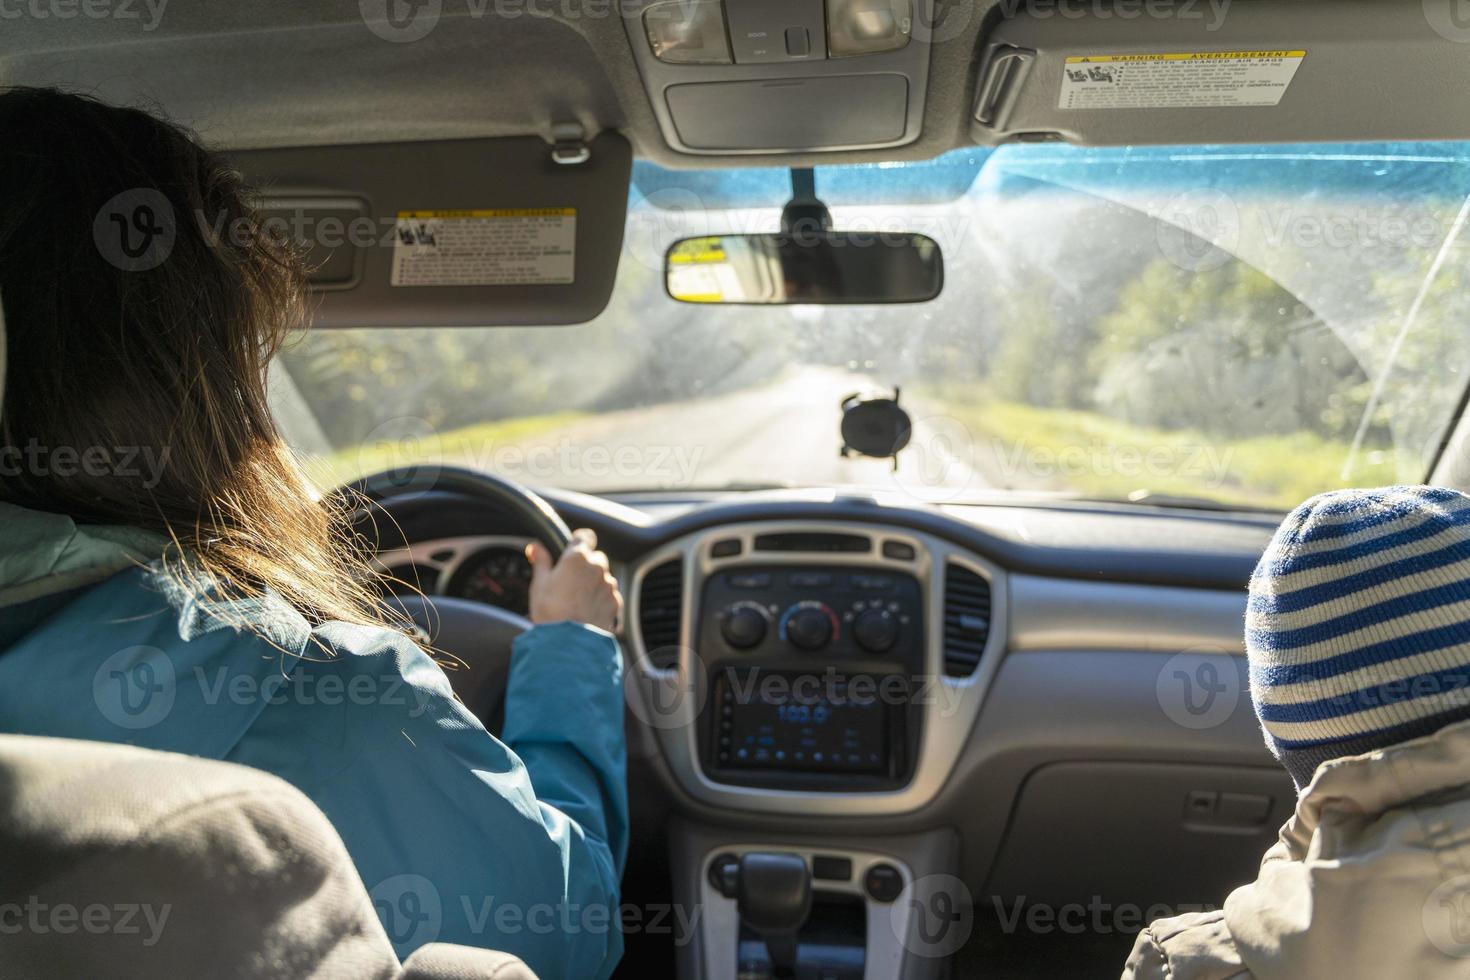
left=780, top=601, right=838, bottom=651
left=852, top=608, right=899, bottom=653
left=720, top=602, right=770, bottom=649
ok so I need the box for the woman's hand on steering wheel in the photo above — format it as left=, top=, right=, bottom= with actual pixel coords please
left=525, top=529, right=623, bottom=633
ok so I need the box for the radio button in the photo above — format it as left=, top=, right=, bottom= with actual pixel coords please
left=788, top=571, right=832, bottom=587
left=729, top=572, right=771, bottom=589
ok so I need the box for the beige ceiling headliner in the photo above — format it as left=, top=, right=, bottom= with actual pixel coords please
left=4, top=0, right=1467, bottom=167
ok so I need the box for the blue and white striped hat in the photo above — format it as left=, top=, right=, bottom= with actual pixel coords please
left=1247, top=486, right=1470, bottom=789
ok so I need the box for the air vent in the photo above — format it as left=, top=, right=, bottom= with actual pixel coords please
left=637, top=558, right=684, bottom=670
left=942, top=564, right=992, bottom=678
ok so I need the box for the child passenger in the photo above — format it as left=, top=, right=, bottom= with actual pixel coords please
left=1123, top=486, right=1470, bottom=979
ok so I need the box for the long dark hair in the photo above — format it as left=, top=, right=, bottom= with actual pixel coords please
left=0, top=87, right=389, bottom=631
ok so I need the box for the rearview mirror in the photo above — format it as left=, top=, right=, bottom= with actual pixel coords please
left=666, top=231, right=943, bottom=305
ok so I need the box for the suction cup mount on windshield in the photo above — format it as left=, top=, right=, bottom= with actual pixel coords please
left=840, top=386, right=913, bottom=471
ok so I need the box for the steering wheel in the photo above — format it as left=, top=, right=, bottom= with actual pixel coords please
left=344, top=466, right=573, bottom=734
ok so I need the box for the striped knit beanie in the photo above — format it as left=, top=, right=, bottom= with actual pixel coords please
left=1247, top=486, right=1470, bottom=789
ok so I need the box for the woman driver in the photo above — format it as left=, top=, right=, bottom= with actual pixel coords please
left=0, top=88, right=627, bottom=979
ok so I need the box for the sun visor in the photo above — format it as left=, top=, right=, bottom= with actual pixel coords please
left=231, top=133, right=632, bottom=327
left=973, top=0, right=1470, bottom=146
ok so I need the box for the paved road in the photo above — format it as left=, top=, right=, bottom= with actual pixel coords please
left=476, top=365, right=989, bottom=499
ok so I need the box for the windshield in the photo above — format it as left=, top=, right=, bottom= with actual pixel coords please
left=274, top=141, right=1470, bottom=511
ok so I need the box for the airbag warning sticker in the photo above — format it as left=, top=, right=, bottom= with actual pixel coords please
left=391, top=208, right=575, bottom=286
left=1059, top=50, right=1305, bottom=110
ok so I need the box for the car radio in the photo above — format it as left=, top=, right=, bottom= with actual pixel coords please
left=695, top=565, right=925, bottom=791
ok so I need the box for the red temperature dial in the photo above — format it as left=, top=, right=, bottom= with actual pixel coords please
left=779, top=601, right=840, bottom=651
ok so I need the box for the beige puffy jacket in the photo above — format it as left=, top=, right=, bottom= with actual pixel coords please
left=1122, top=716, right=1470, bottom=979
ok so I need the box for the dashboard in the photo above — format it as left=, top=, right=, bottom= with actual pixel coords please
left=375, top=513, right=1003, bottom=815
left=360, top=484, right=1300, bottom=959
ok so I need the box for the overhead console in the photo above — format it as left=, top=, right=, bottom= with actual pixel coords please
left=622, top=0, right=934, bottom=153
left=973, top=0, right=1470, bottom=146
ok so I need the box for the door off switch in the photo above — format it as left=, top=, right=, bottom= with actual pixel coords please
left=725, top=0, right=826, bottom=63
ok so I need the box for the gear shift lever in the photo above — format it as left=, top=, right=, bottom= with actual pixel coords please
left=724, top=852, right=812, bottom=977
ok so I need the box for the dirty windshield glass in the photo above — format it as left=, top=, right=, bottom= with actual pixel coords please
left=274, top=143, right=1470, bottom=510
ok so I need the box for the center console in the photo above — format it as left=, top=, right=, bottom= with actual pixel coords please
left=698, top=553, right=925, bottom=793
left=628, top=520, right=1005, bottom=817
left=627, top=521, right=1006, bottom=980
left=670, top=819, right=963, bottom=980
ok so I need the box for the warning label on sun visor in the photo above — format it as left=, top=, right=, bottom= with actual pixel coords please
left=391, top=209, right=576, bottom=286
left=1058, top=51, right=1305, bottom=110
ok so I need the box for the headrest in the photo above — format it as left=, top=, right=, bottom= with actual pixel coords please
left=0, top=734, right=400, bottom=977
left=0, top=735, right=541, bottom=979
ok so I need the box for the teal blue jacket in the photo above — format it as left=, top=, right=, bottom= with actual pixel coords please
left=0, top=503, right=628, bottom=979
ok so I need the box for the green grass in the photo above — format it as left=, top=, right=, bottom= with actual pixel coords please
left=922, top=388, right=1403, bottom=511
left=300, top=410, right=585, bottom=490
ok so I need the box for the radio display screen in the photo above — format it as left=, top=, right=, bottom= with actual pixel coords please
left=714, top=672, right=891, bottom=774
